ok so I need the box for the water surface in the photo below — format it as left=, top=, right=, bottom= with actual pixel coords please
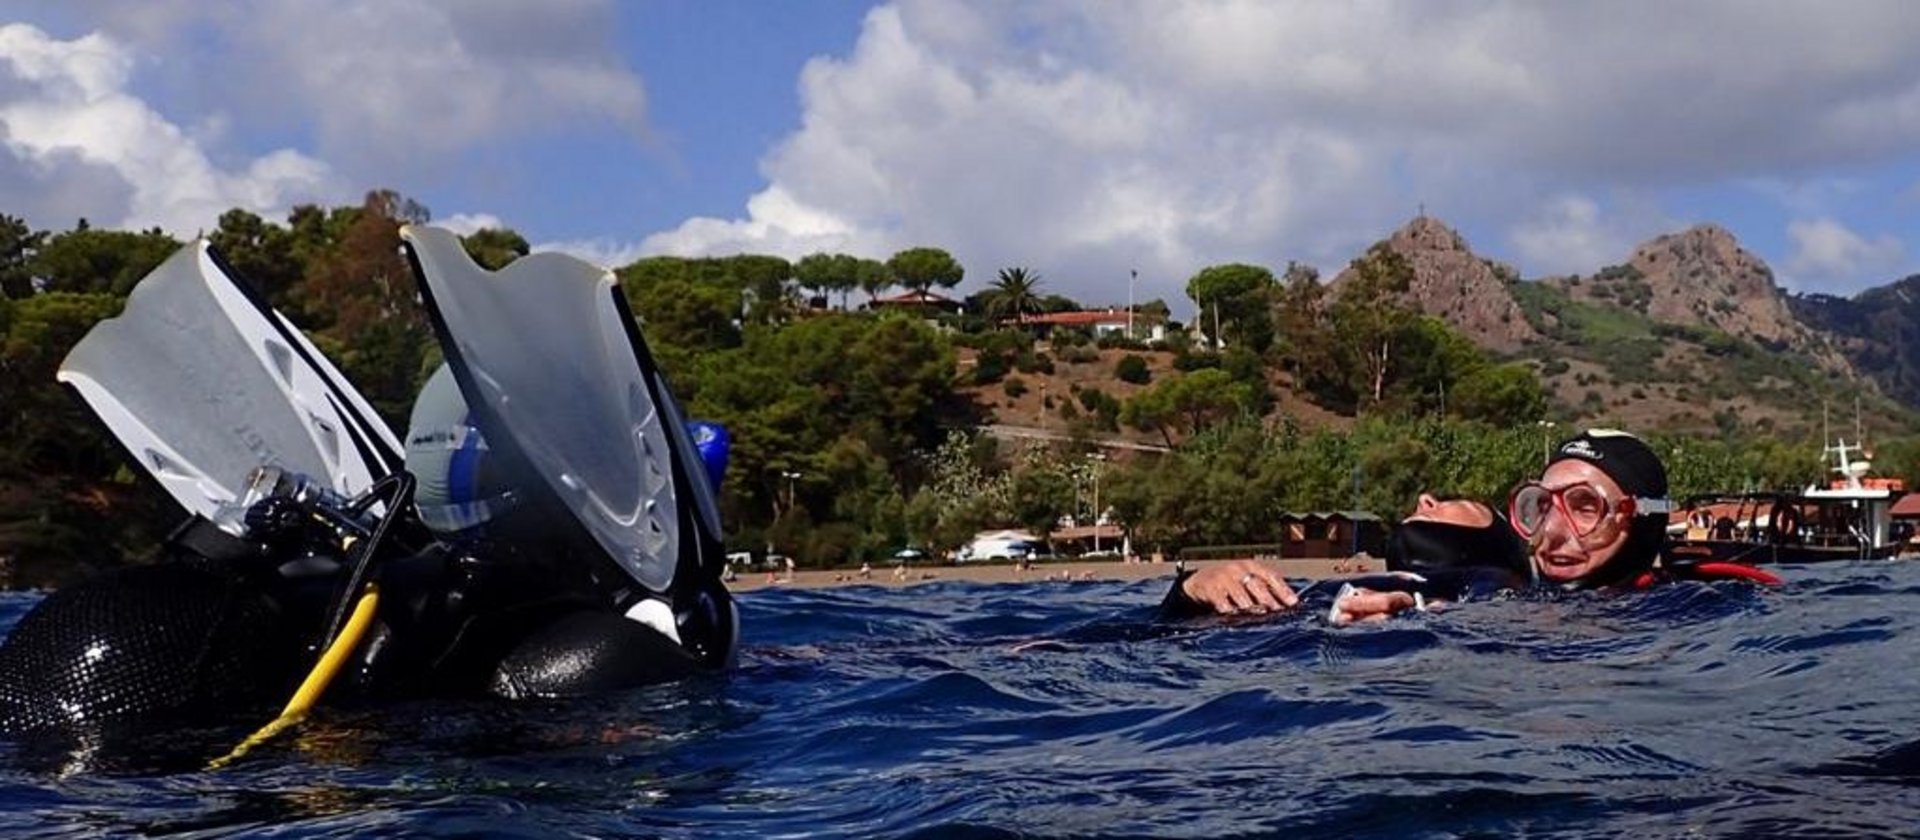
left=3, top=562, right=1919, bottom=837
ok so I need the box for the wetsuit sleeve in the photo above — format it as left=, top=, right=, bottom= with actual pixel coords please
left=1158, top=566, right=1212, bottom=621
left=1321, top=567, right=1527, bottom=603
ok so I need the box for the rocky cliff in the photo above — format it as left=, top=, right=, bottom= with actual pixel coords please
left=1331, top=216, right=1539, bottom=353
left=1791, top=276, right=1920, bottom=404
left=1574, top=225, right=1850, bottom=373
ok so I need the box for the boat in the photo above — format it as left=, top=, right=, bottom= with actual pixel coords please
left=1667, top=436, right=1903, bottom=565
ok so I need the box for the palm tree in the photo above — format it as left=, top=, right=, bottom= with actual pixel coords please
left=986, top=266, right=1044, bottom=325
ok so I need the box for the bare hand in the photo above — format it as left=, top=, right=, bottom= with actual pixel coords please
left=1328, top=586, right=1419, bottom=626
left=1180, top=560, right=1299, bottom=615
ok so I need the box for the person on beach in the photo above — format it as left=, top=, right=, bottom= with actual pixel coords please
left=1164, top=429, right=1776, bottom=624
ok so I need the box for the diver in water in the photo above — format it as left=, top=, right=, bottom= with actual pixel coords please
left=1165, top=429, right=1778, bottom=623
left=1162, top=493, right=1532, bottom=623
left=386, top=362, right=735, bottom=699
left=0, top=226, right=735, bottom=751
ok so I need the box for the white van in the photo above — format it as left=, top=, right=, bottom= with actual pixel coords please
left=957, top=531, right=1048, bottom=563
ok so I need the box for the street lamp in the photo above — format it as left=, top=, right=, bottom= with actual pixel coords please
left=1536, top=420, right=1557, bottom=465
left=1089, top=453, right=1107, bottom=554
left=781, top=470, right=802, bottom=514
left=1128, top=269, right=1137, bottom=339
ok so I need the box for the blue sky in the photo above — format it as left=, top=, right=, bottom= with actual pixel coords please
left=5, top=1, right=1920, bottom=312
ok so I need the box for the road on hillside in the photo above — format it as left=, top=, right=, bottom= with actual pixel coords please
left=980, top=424, right=1170, bottom=453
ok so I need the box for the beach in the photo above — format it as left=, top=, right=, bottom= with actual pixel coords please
left=725, top=556, right=1381, bottom=592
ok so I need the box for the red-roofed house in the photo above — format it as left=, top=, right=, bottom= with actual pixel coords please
left=869, top=289, right=964, bottom=316
left=1013, top=308, right=1166, bottom=342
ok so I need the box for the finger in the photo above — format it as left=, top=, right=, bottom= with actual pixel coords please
left=1247, top=578, right=1284, bottom=612
left=1260, top=572, right=1299, bottom=607
left=1345, top=591, right=1416, bottom=615
left=1194, top=582, right=1239, bottom=615
left=1332, top=590, right=1416, bottom=625
left=1226, top=585, right=1257, bottom=614
left=1207, top=591, right=1240, bottom=615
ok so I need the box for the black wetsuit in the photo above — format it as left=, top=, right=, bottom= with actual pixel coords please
left=0, top=503, right=733, bottom=739
left=1158, top=564, right=1527, bottom=621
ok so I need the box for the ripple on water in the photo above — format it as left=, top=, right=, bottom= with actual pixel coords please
left=3, top=566, right=1920, bottom=836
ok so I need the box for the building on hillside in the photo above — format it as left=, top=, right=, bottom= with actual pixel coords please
left=1012, top=308, right=1167, bottom=342
left=869, top=289, right=964, bottom=317
left=1890, top=492, right=1920, bottom=547
left=1049, top=523, right=1126, bottom=556
left=1275, top=511, right=1387, bottom=558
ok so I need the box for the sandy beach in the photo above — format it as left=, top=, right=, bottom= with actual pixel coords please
left=725, top=555, right=1381, bottom=593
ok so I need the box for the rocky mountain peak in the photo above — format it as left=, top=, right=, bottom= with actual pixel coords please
left=1623, top=223, right=1847, bottom=371
left=1334, top=215, right=1538, bottom=353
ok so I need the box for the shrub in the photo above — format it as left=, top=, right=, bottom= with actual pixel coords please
left=972, top=353, right=1009, bottom=385
left=1051, top=328, right=1092, bottom=348
left=1016, top=351, right=1055, bottom=375
left=1003, top=377, right=1028, bottom=398
left=1173, top=350, right=1222, bottom=372
left=1115, top=354, right=1151, bottom=385
left=1059, top=345, right=1100, bottom=364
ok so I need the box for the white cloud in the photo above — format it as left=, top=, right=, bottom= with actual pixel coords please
left=0, top=23, right=335, bottom=234
left=1509, top=196, right=1628, bottom=277
left=639, top=1, right=1920, bottom=305
left=438, top=212, right=507, bottom=236
left=207, top=0, right=649, bottom=174
left=1506, top=193, right=1675, bottom=277
left=533, top=237, right=647, bottom=271
left=84, top=0, right=650, bottom=176
left=1784, top=218, right=1907, bottom=293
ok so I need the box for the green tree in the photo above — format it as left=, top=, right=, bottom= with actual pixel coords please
left=1122, top=368, right=1254, bottom=447
left=1450, top=363, right=1547, bottom=424
left=1185, top=263, right=1277, bottom=353
left=1390, top=316, right=1488, bottom=415
left=886, top=247, right=964, bottom=293
left=794, top=252, right=838, bottom=305
left=1010, top=462, right=1073, bottom=547
left=1330, top=244, right=1416, bottom=407
left=984, top=266, right=1044, bottom=324
left=209, top=209, right=302, bottom=305
left=0, top=214, right=47, bottom=299
left=31, top=227, right=180, bottom=296
left=1274, top=262, right=1329, bottom=383
left=460, top=227, right=532, bottom=271
left=294, top=190, right=434, bottom=422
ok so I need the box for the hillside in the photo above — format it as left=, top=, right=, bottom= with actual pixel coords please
left=1343, top=216, right=1912, bottom=438
left=1548, top=224, right=1850, bottom=374
left=1790, top=275, right=1920, bottom=405
left=955, top=215, right=1920, bottom=447
left=954, top=345, right=1348, bottom=454
left=1329, top=216, right=1538, bottom=353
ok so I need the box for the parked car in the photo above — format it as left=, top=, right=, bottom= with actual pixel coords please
left=957, top=534, right=1051, bottom=563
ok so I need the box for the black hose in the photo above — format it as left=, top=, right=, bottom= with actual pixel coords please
left=318, top=473, right=415, bottom=647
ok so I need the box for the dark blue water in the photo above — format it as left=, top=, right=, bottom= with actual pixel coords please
left=4, top=563, right=1920, bottom=838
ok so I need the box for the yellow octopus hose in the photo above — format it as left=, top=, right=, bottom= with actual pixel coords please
left=207, top=585, right=381, bottom=769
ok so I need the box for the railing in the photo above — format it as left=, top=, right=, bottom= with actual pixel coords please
left=1174, top=544, right=1286, bottom=562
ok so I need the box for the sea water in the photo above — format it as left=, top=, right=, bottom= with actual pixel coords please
left=2, top=562, right=1919, bottom=837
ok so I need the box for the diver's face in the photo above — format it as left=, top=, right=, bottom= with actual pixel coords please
left=1404, top=494, right=1494, bottom=528
left=1522, top=460, right=1630, bottom=583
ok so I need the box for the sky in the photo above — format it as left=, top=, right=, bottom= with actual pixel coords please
left=5, top=1, right=1920, bottom=314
